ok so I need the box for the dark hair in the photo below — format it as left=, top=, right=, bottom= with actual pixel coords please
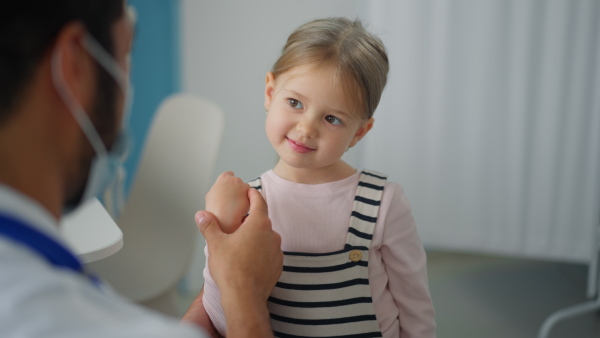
left=0, top=0, right=125, bottom=123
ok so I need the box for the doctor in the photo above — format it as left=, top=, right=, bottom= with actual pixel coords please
left=0, top=1, right=282, bottom=337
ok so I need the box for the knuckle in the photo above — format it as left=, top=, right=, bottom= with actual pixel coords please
left=276, top=236, right=282, bottom=248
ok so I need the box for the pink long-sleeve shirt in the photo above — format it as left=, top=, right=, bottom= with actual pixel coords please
left=203, top=170, right=436, bottom=338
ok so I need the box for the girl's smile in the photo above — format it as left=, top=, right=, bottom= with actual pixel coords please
left=286, top=137, right=315, bottom=154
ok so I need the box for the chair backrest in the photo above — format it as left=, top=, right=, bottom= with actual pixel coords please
left=87, top=93, right=225, bottom=301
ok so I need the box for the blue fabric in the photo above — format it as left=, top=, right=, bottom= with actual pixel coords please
left=0, top=214, right=100, bottom=286
left=124, top=0, right=181, bottom=196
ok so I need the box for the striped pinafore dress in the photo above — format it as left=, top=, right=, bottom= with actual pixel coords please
left=248, top=170, right=387, bottom=338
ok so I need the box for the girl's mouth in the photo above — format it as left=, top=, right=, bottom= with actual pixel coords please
left=287, top=137, right=315, bottom=153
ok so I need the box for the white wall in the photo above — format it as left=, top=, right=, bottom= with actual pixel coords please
left=361, top=0, right=600, bottom=264
left=181, top=0, right=362, bottom=183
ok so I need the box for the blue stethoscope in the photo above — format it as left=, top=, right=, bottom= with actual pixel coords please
left=0, top=213, right=102, bottom=287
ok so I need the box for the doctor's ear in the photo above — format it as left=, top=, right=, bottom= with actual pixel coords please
left=52, top=22, right=97, bottom=110
left=264, top=72, right=275, bottom=110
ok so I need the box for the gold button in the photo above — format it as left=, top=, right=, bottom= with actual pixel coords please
left=349, top=250, right=363, bottom=262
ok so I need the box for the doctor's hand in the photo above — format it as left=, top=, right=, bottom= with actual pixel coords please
left=195, top=188, right=283, bottom=337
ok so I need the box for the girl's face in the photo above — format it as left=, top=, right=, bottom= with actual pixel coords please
left=264, top=63, right=373, bottom=181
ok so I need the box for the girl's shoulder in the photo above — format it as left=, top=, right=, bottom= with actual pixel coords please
left=357, top=169, right=411, bottom=209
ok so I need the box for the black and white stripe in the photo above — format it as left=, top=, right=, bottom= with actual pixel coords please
left=252, top=171, right=387, bottom=337
left=345, top=170, right=386, bottom=248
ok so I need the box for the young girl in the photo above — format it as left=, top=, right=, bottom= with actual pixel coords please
left=202, top=17, right=436, bottom=338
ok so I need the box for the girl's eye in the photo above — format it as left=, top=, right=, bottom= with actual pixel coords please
left=325, top=115, right=343, bottom=125
left=288, top=99, right=303, bottom=109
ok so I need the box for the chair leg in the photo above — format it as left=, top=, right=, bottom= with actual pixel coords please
left=538, top=247, right=600, bottom=338
left=537, top=298, right=600, bottom=338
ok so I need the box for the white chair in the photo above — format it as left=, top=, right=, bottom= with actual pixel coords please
left=87, top=93, right=224, bottom=316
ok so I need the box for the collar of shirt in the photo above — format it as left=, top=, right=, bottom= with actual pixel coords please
left=0, top=184, right=73, bottom=251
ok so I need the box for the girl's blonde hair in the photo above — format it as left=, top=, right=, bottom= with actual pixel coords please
left=272, top=17, right=389, bottom=120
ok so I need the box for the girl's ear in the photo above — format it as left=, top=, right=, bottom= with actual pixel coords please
left=349, top=117, right=374, bottom=148
left=264, top=72, right=275, bottom=111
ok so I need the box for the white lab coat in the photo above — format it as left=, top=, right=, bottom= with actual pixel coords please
left=0, top=185, right=205, bottom=338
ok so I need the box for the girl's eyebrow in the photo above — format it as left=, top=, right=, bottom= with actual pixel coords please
left=330, top=109, right=351, bottom=118
left=286, top=90, right=308, bottom=102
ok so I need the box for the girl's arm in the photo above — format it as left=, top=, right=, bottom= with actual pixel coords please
left=181, top=287, right=223, bottom=338
left=195, top=188, right=282, bottom=338
left=380, top=185, right=436, bottom=338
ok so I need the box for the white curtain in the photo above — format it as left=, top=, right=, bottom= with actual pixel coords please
left=357, top=0, right=600, bottom=263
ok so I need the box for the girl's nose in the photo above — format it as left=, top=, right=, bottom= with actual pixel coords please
left=296, top=115, right=318, bottom=139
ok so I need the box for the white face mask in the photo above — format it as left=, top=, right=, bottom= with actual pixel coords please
left=51, top=33, right=132, bottom=215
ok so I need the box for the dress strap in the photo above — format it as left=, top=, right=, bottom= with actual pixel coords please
left=345, top=170, right=387, bottom=249
left=248, top=177, right=262, bottom=192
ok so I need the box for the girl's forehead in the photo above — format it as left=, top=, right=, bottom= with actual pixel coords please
left=275, top=64, right=365, bottom=119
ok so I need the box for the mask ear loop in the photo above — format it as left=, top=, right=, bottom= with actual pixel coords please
left=51, top=47, right=108, bottom=158
left=81, top=35, right=132, bottom=219
left=82, top=34, right=133, bottom=130
left=82, top=35, right=128, bottom=90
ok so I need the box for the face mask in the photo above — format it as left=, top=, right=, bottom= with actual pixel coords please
left=52, top=34, right=132, bottom=215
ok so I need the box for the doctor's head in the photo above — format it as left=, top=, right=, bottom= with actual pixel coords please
left=0, top=0, right=131, bottom=125
left=0, top=0, right=133, bottom=214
